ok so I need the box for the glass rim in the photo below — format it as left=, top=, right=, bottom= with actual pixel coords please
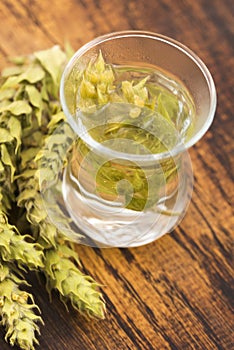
left=60, top=30, right=217, bottom=161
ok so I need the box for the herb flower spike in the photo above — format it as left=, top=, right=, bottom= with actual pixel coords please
left=78, top=51, right=115, bottom=111
left=0, top=213, right=44, bottom=270
left=0, top=263, right=43, bottom=350
left=45, top=245, right=105, bottom=319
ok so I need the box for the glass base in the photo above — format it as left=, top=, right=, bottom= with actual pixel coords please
left=37, top=122, right=193, bottom=248
left=61, top=159, right=193, bottom=247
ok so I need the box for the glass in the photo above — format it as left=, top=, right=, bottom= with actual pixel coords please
left=59, top=31, right=216, bottom=247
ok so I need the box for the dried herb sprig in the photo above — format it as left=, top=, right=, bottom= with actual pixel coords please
left=17, top=117, right=105, bottom=319
left=0, top=222, right=43, bottom=350
left=45, top=244, right=105, bottom=318
left=0, top=213, right=44, bottom=270
left=0, top=262, right=43, bottom=350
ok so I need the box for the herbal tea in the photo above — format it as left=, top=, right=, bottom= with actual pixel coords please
left=60, top=32, right=216, bottom=247
left=62, top=51, right=195, bottom=245
left=76, top=52, right=195, bottom=143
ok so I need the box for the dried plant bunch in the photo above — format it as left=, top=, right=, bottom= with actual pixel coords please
left=0, top=45, right=106, bottom=350
left=0, top=55, right=46, bottom=349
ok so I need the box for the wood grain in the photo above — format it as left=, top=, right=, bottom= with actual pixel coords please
left=0, top=0, right=233, bottom=349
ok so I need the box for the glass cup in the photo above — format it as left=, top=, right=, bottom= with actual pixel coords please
left=60, top=31, right=216, bottom=247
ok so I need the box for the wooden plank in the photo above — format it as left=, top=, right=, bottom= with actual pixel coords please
left=0, top=0, right=233, bottom=349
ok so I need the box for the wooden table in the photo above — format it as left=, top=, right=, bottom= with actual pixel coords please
left=0, top=0, right=233, bottom=349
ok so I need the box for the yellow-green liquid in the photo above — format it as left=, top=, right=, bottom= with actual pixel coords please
left=69, top=63, right=195, bottom=212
